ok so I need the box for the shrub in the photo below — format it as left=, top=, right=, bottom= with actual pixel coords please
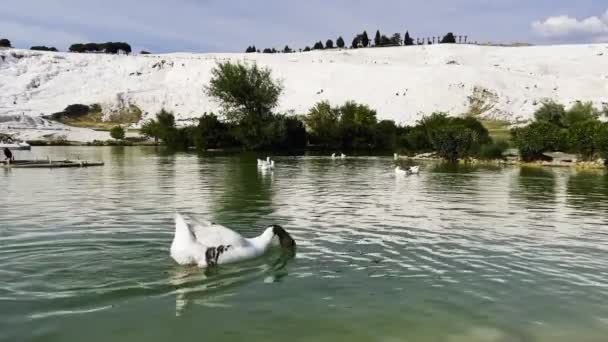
left=0, top=39, right=11, bottom=48
left=62, top=104, right=90, bottom=118
left=30, top=46, right=58, bottom=52
left=313, top=41, right=324, bottom=50
left=192, top=113, right=235, bottom=150
left=478, top=140, right=509, bottom=160
left=69, top=42, right=131, bottom=54
left=325, top=39, right=334, bottom=49
left=110, top=126, right=126, bottom=140
left=430, top=126, right=475, bottom=161
left=511, top=122, right=561, bottom=161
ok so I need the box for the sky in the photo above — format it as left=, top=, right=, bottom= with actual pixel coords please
left=1, top=0, right=607, bottom=53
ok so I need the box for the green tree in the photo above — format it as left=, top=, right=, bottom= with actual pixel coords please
left=206, top=61, right=283, bottom=124
left=595, top=124, right=608, bottom=164
left=351, top=35, right=361, bottom=48
left=534, top=101, right=567, bottom=127
left=30, top=46, right=58, bottom=52
left=325, top=39, right=334, bottom=49
left=304, top=101, right=340, bottom=147
left=336, top=36, right=345, bottom=48
left=374, top=30, right=381, bottom=46
left=511, top=122, right=561, bottom=161
left=140, top=119, right=161, bottom=143
left=568, top=120, right=601, bottom=160
left=0, top=38, right=11, bottom=48
left=440, top=32, right=457, bottom=43
left=563, top=101, right=599, bottom=127
left=374, top=120, right=398, bottom=150
left=110, top=126, right=126, bottom=140
left=390, top=33, right=402, bottom=46
left=313, top=41, right=324, bottom=50
left=362, top=31, right=370, bottom=47
left=404, top=31, right=414, bottom=46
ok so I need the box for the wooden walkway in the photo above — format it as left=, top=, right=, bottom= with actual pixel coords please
left=1, top=159, right=104, bottom=168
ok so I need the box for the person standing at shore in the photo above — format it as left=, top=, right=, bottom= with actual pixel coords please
left=3, top=147, right=14, bottom=162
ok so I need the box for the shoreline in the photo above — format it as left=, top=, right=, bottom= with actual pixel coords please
left=401, top=156, right=608, bottom=170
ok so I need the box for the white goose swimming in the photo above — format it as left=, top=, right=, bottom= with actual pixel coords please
left=395, top=165, right=420, bottom=176
left=257, top=157, right=275, bottom=170
left=395, top=166, right=408, bottom=176
left=170, top=214, right=295, bottom=268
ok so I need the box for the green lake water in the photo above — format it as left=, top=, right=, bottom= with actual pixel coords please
left=1, top=146, right=608, bottom=342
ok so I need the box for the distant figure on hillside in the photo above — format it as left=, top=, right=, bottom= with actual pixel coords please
left=4, top=147, right=14, bottom=161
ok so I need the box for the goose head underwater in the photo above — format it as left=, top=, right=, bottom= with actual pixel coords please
left=170, top=213, right=296, bottom=268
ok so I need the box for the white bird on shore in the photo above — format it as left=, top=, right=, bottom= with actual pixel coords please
left=394, top=153, right=399, bottom=160
left=408, top=166, right=420, bottom=174
left=340, top=153, right=346, bottom=159
left=170, top=213, right=296, bottom=268
left=331, top=153, right=336, bottom=159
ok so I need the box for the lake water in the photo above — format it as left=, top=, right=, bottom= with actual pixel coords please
left=1, top=147, right=608, bottom=342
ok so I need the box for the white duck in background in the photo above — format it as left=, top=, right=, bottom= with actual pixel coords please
left=395, top=165, right=421, bottom=176
left=171, top=214, right=296, bottom=268
left=394, top=153, right=399, bottom=161
left=257, top=157, right=275, bottom=170
left=408, top=166, right=420, bottom=174
left=331, top=153, right=336, bottom=159
left=340, top=153, right=346, bottom=159
left=395, top=166, right=408, bottom=176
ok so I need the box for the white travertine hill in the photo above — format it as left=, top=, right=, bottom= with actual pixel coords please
left=1, top=44, right=607, bottom=141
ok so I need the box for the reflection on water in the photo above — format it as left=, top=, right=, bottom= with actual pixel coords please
left=1, top=147, right=608, bottom=342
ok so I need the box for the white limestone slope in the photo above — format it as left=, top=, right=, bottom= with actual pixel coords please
left=1, top=44, right=607, bottom=141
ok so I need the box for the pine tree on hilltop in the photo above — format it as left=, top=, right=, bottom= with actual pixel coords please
left=325, top=39, right=334, bottom=49
left=374, top=30, right=381, bottom=47
left=0, top=38, right=11, bottom=48
left=283, top=45, right=292, bottom=53
left=390, top=33, right=401, bottom=46
left=362, top=31, right=370, bottom=47
left=313, top=41, right=324, bottom=50
left=441, top=32, right=456, bottom=44
left=404, top=31, right=413, bottom=46
left=304, top=46, right=311, bottom=52
left=351, top=35, right=361, bottom=49
left=336, top=36, right=345, bottom=48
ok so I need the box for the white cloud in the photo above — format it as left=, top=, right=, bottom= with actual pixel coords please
left=0, top=19, right=88, bottom=49
left=532, top=9, right=608, bottom=42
